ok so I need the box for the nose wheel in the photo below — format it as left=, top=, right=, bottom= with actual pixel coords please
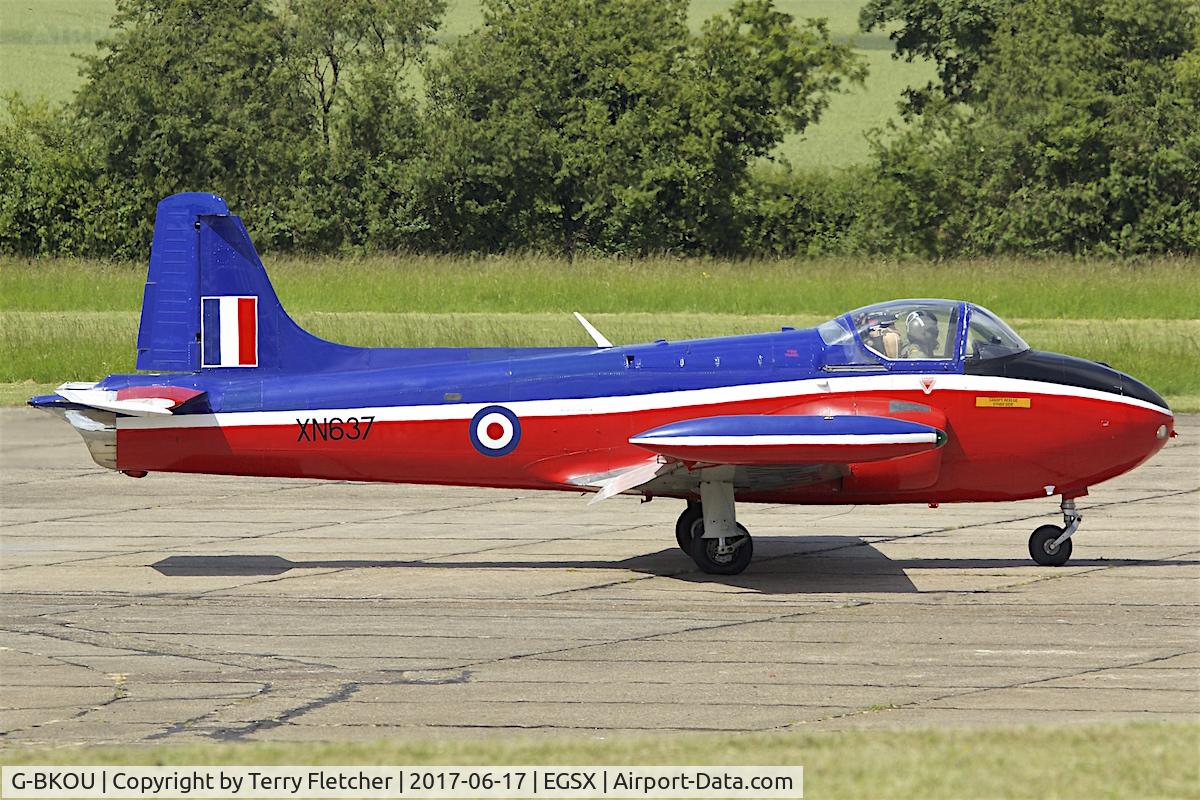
left=1029, top=498, right=1081, bottom=566
left=1029, top=525, right=1073, bottom=566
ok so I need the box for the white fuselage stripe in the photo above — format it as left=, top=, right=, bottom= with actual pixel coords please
left=630, top=433, right=938, bottom=447
left=219, top=297, right=239, bottom=367
left=116, top=373, right=1171, bottom=430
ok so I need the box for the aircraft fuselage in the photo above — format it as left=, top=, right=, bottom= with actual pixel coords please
left=93, top=329, right=1172, bottom=506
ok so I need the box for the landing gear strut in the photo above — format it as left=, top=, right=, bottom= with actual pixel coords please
left=1029, top=497, right=1082, bottom=567
left=674, top=482, right=753, bottom=575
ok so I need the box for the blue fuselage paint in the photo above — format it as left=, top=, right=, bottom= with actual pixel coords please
left=94, top=327, right=857, bottom=414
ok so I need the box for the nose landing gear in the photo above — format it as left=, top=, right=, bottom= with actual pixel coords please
left=1029, top=498, right=1082, bottom=566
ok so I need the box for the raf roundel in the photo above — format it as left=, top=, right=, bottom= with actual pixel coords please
left=469, top=405, right=522, bottom=457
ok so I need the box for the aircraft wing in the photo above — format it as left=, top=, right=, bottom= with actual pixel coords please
left=31, top=382, right=206, bottom=417
left=580, top=414, right=947, bottom=501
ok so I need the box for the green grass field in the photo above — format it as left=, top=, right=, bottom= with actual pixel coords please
left=7, top=255, right=1197, bottom=316
left=1, top=722, right=1197, bottom=799
left=0, top=0, right=931, bottom=169
left=0, top=0, right=112, bottom=104
left=3, top=256, right=1198, bottom=409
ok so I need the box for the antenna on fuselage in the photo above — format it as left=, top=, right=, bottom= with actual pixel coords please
left=573, top=312, right=613, bottom=348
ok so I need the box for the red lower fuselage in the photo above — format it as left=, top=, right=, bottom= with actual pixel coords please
left=115, top=374, right=1173, bottom=505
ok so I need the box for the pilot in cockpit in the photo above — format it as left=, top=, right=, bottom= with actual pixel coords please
left=901, top=310, right=939, bottom=358
left=861, top=312, right=901, bottom=359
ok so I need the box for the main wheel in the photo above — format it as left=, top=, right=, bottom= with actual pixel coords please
left=1029, top=524, right=1072, bottom=566
left=688, top=524, right=753, bottom=575
left=675, top=505, right=703, bottom=551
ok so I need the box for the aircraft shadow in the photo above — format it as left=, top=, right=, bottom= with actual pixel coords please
left=148, top=536, right=1192, bottom=594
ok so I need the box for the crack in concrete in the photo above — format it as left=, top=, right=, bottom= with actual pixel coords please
left=140, top=669, right=472, bottom=742
left=0, top=650, right=129, bottom=739
left=203, top=681, right=363, bottom=741
left=144, top=682, right=274, bottom=741
left=439, top=600, right=872, bottom=674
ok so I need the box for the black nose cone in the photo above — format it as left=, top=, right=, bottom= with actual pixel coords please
left=1121, top=373, right=1170, bottom=411
left=967, top=350, right=1169, bottom=410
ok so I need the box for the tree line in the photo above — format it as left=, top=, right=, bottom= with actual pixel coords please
left=2, top=0, right=1197, bottom=259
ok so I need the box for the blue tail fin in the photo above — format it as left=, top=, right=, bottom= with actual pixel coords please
left=136, top=193, right=338, bottom=373
left=134, top=192, right=583, bottom=377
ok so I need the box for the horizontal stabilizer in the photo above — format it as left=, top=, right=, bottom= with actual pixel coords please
left=31, top=383, right=205, bottom=417
left=630, top=415, right=946, bottom=466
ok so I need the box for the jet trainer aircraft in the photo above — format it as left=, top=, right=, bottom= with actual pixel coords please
left=31, top=193, right=1175, bottom=575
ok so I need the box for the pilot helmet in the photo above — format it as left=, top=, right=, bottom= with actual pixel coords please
left=862, top=310, right=898, bottom=330
left=906, top=310, right=938, bottom=345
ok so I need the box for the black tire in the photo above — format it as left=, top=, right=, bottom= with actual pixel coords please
left=688, top=523, right=753, bottom=575
left=1029, top=524, right=1072, bottom=566
left=675, top=504, right=703, bottom=551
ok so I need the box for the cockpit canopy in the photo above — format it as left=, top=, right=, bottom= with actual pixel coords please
left=964, top=304, right=1029, bottom=361
left=818, top=300, right=1029, bottom=365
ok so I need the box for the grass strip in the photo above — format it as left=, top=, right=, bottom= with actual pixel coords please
left=0, top=721, right=1196, bottom=799
left=3, top=256, right=1198, bottom=319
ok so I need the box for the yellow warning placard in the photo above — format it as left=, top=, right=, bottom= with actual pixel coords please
left=976, top=396, right=1031, bottom=408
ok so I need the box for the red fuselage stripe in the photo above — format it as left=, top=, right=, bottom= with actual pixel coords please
left=238, top=297, right=256, bottom=366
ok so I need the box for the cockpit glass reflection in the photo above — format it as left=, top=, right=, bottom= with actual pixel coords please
left=844, top=300, right=961, bottom=360
left=966, top=305, right=1029, bottom=361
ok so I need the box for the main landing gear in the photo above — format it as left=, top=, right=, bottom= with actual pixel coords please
left=675, top=481, right=753, bottom=575
left=1028, top=497, right=1082, bottom=567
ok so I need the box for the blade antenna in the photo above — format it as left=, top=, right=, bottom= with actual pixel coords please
left=573, top=312, right=613, bottom=348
